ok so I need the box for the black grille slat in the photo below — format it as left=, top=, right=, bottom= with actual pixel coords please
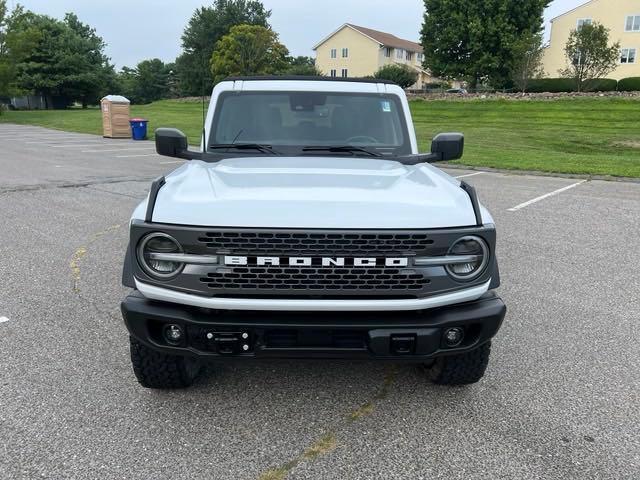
left=187, top=229, right=448, bottom=295
left=200, top=266, right=430, bottom=291
left=198, top=231, right=434, bottom=255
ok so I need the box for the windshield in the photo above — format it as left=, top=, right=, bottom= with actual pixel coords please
left=209, top=91, right=411, bottom=156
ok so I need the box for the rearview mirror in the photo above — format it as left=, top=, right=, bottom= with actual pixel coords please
left=155, top=128, right=197, bottom=159
left=431, top=133, right=464, bottom=161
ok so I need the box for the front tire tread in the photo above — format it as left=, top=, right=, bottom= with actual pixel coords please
left=129, top=336, right=201, bottom=389
left=425, top=342, right=491, bottom=385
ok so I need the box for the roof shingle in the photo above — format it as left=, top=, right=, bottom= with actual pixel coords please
left=346, top=24, right=424, bottom=53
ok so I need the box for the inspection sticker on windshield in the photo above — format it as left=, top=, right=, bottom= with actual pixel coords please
left=381, top=100, right=391, bottom=112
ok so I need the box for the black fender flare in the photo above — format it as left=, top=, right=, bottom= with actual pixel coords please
left=122, top=242, right=135, bottom=288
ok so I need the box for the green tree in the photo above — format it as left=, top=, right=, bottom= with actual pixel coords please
left=116, top=66, right=138, bottom=100
left=0, top=2, right=40, bottom=110
left=285, top=56, right=321, bottom=76
left=58, top=13, right=117, bottom=107
left=118, top=59, right=174, bottom=104
left=133, top=59, right=171, bottom=103
left=510, top=31, right=545, bottom=94
left=8, top=9, right=115, bottom=108
left=373, top=64, right=418, bottom=88
left=176, top=0, right=271, bottom=96
left=0, top=0, right=11, bottom=110
left=420, top=0, right=550, bottom=88
left=210, top=24, right=289, bottom=83
left=560, top=22, right=620, bottom=92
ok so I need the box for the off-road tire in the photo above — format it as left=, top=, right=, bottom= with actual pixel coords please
left=129, top=336, right=202, bottom=389
left=425, top=342, right=491, bottom=385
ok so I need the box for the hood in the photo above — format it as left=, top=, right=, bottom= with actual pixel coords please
left=148, top=157, right=479, bottom=229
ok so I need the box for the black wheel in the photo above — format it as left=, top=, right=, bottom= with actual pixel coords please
left=424, top=342, right=491, bottom=385
left=129, top=336, right=202, bottom=389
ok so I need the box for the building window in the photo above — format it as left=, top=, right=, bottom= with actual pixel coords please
left=341, top=69, right=348, bottom=78
left=330, top=49, right=337, bottom=59
left=330, top=69, right=337, bottom=77
left=417, top=52, right=423, bottom=62
left=342, top=48, right=349, bottom=58
left=396, top=48, right=404, bottom=59
left=384, top=47, right=392, bottom=57
left=621, top=48, right=637, bottom=64
left=626, top=15, right=640, bottom=32
left=577, top=18, right=592, bottom=29
left=406, top=51, right=413, bottom=61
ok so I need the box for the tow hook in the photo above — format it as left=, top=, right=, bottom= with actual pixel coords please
left=390, top=334, right=416, bottom=355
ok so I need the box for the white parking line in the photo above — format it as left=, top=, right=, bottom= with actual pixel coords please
left=160, top=160, right=186, bottom=164
left=1, top=135, right=87, bottom=139
left=455, top=172, right=486, bottom=179
left=116, top=153, right=159, bottom=158
left=26, top=140, right=108, bottom=144
left=51, top=144, right=121, bottom=148
left=27, top=137, right=107, bottom=142
left=0, top=317, right=9, bottom=324
left=508, top=180, right=587, bottom=212
left=82, top=147, right=152, bottom=153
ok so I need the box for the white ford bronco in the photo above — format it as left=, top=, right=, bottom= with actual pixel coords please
left=121, top=77, right=506, bottom=389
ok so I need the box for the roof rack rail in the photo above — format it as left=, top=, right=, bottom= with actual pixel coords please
left=223, top=75, right=398, bottom=85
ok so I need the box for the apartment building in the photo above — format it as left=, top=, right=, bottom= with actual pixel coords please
left=543, top=0, right=640, bottom=80
left=313, top=23, right=438, bottom=89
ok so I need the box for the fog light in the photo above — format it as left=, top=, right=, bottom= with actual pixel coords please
left=163, top=324, right=184, bottom=345
left=443, top=327, right=464, bottom=347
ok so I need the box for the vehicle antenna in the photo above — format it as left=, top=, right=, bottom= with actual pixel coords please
left=201, top=49, right=207, bottom=149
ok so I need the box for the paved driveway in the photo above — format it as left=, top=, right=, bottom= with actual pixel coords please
left=0, top=125, right=638, bottom=479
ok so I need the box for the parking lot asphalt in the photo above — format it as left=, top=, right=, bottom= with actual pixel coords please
left=0, top=125, right=638, bottom=480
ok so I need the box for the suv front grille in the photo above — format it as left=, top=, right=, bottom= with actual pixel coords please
left=132, top=224, right=496, bottom=300
left=198, top=231, right=435, bottom=255
left=200, top=266, right=430, bottom=292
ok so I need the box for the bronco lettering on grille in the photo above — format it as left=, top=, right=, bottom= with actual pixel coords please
left=224, top=256, right=409, bottom=267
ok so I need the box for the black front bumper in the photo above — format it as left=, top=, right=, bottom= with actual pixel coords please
left=121, top=291, right=506, bottom=361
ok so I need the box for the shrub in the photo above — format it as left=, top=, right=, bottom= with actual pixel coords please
left=588, top=78, right=618, bottom=91
left=618, top=77, right=640, bottom=91
left=526, top=78, right=575, bottom=93
left=525, top=77, right=617, bottom=92
left=373, top=64, right=418, bottom=89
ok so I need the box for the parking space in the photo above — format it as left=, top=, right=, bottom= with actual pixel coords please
left=1, top=125, right=639, bottom=479
left=0, top=125, right=171, bottom=191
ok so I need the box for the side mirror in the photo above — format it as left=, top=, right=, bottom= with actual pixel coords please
left=155, top=128, right=193, bottom=159
left=431, top=133, right=464, bottom=161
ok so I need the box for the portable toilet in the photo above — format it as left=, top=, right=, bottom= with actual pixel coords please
left=101, top=95, right=131, bottom=138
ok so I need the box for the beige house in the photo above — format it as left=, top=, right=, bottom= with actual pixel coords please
left=313, top=23, right=439, bottom=89
left=543, top=0, right=640, bottom=80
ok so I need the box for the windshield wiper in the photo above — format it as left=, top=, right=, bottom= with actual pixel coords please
left=302, top=146, right=381, bottom=157
left=208, top=143, right=280, bottom=155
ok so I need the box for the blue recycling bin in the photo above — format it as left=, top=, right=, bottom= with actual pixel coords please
left=129, top=118, right=148, bottom=140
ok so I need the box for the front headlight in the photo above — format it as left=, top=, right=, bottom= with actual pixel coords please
left=137, top=233, right=184, bottom=279
left=445, top=236, right=489, bottom=281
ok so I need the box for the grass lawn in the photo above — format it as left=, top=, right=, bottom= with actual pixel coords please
left=411, top=97, right=640, bottom=178
left=1, top=97, right=639, bottom=177
left=0, top=99, right=206, bottom=144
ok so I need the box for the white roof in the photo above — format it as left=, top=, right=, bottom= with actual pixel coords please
left=550, top=0, right=596, bottom=22
left=101, top=95, right=130, bottom=103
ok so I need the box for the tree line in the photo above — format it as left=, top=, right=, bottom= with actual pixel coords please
left=0, top=0, right=320, bottom=108
left=421, top=0, right=622, bottom=93
left=0, top=0, right=627, bottom=110
left=0, top=4, right=115, bottom=108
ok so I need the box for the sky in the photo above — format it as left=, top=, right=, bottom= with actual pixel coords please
left=9, top=0, right=589, bottom=69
